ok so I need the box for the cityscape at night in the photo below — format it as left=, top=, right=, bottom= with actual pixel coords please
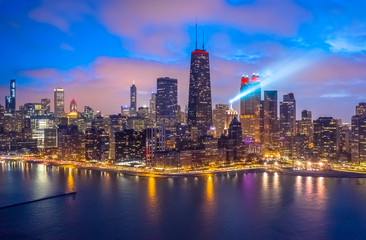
left=2, top=0, right=366, bottom=239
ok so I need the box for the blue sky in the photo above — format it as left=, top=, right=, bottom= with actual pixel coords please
left=1, top=0, right=366, bottom=121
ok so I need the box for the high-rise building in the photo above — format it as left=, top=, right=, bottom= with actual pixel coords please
left=146, top=126, right=166, bottom=166
left=130, top=84, right=137, bottom=116
left=300, top=110, right=313, bottom=143
left=41, top=98, right=51, bottom=115
left=240, top=74, right=261, bottom=142
left=54, top=88, right=65, bottom=118
left=313, top=117, right=339, bottom=161
left=5, top=79, right=16, bottom=113
left=187, top=30, right=213, bottom=138
left=85, top=127, right=109, bottom=161
left=228, top=117, right=243, bottom=161
left=149, top=92, right=157, bottom=125
left=213, top=104, right=229, bottom=137
left=115, top=129, right=146, bottom=162
left=280, top=93, right=296, bottom=138
left=262, top=90, right=278, bottom=150
left=70, top=99, right=77, bottom=113
left=84, top=106, right=94, bottom=121
left=351, top=103, right=366, bottom=163
left=156, top=77, right=178, bottom=133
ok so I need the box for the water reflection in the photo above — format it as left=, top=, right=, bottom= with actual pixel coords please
left=146, top=177, right=159, bottom=224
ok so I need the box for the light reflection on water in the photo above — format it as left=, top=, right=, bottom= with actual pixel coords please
left=1, top=161, right=366, bottom=239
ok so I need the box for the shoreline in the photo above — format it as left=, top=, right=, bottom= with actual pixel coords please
left=3, top=158, right=366, bottom=178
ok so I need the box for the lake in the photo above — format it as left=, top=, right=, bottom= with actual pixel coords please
left=1, top=160, right=366, bottom=239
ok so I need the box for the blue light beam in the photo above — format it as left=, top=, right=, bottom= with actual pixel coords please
left=229, top=51, right=322, bottom=104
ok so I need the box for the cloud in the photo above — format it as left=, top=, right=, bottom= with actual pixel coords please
left=28, top=0, right=92, bottom=32
left=60, top=43, right=74, bottom=51
left=321, top=92, right=350, bottom=98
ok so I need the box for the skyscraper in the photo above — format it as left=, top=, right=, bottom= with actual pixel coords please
left=187, top=28, right=213, bottom=138
left=41, top=98, right=51, bottom=115
left=70, top=99, right=77, bottom=113
left=54, top=87, right=64, bottom=118
left=213, top=104, right=229, bottom=137
left=262, top=90, right=278, bottom=150
left=5, top=79, right=16, bottom=113
left=156, top=77, right=178, bottom=132
left=351, top=103, right=366, bottom=163
left=313, top=117, right=339, bottom=161
left=280, top=93, right=296, bottom=138
left=149, top=91, right=157, bottom=125
left=130, top=84, right=137, bottom=116
left=239, top=74, right=261, bottom=142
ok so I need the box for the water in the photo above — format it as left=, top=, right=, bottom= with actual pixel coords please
left=1, top=161, right=366, bottom=240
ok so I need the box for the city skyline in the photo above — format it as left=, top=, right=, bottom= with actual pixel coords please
left=2, top=0, right=366, bottom=122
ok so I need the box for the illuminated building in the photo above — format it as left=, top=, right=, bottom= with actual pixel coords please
left=351, top=103, right=366, bottom=163
left=340, top=123, right=351, bottom=161
left=127, top=116, right=146, bottom=132
left=299, top=110, right=313, bottom=143
left=70, top=99, right=77, bottom=113
left=130, top=84, right=137, bottom=116
left=149, top=92, right=157, bottom=125
left=0, top=105, right=4, bottom=130
left=187, top=29, right=213, bottom=138
left=44, top=128, right=57, bottom=149
left=176, top=105, right=186, bottom=124
left=109, top=114, right=125, bottom=160
left=5, top=79, right=16, bottom=113
left=4, top=111, right=24, bottom=133
left=240, top=74, right=261, bottom=142
left=137, top=106, right=149, bottom=119
left=115, top=129, right=146, bottom=162
left=146, top=126, right=166, bottom=166
left=57, top=124, right=85, bottom=161
left=54, top=87, right=65, bottom=119
left=280, top=93, right=296, bottom=137
left=86, top=127, right=109, bottom=161
left=213, top=104, right=229, bottom=137
left=228, top=117, right=243, bottom=161
left=41, top=98, right=51, bottom=115
left=313, top=117, right=339, bottom=161
left=121, top=106, right=130, bottom=117
left=21, top=103, right=43, bottom=117
left=225, top=108, right=238, bottom=133
left=262, top=90, right=279, bottom=152
left=84, top=106, right=94, bottom=121
left=156, top=77, right=178, bottom=133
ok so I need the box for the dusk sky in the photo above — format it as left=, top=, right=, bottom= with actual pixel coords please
left=1, top=0, right=366, bottom=122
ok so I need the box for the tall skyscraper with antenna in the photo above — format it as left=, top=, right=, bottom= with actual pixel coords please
left=187, top=23, right=213, bottom=139
left=130, top=83, right=137, bottom=116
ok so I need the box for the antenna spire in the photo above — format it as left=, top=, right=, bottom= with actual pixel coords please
left=202, top=27, right=205, bottom=50
left=195, top=18, right=198, bottom=50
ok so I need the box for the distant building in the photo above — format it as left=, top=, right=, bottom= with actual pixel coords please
left=146, top=126, right=166, bottom=166
left=130, top=84, right=137, bottom=116
left=41, top=98, right=51, bottom=115
left=156, top=77, right=178, bottom=133
left=351, top=103, right=366, bottom=163
left=313, top=117, right=339, bottom=161
left=5, top=79, right=16, bottom=113
left=262, top=90, right=279, bottom=152
left=86, top=127, right=109, bottom=161
left=280, top=93, right=296, bottom=138
left=54, top=88, right=65, bottom=118
left=149, top=92, right=157, bottom=125
left=213, top=104, right=229, bottom=137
